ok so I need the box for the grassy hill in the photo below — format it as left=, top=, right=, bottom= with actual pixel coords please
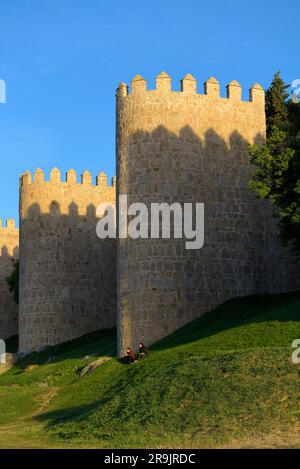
left=0, top=291, right=299, bottom=448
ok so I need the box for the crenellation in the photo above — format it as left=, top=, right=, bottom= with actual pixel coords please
left=20, top=168, right=115, bottom=192
left=0, top=219, right=18, bottom=233
left=117, top=74, right=266, bottom=147
left=119, top=73, right=265, bottom=111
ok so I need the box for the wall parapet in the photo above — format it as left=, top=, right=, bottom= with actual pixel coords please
left=20, top=168, right=116, bottom=189
left=19, top=168, right=116, bottom=220
left=0, top=219, right=18, bottom=233
left=116, top=72, right=265, bottom=108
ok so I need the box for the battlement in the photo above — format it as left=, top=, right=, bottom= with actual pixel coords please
left=0, top=219, right=18, bottom=233
left=19, top=167, right=116, bottom=220
left=116, top=72, right=265, bottom=108
left=20, top=168, right=116, bottom=189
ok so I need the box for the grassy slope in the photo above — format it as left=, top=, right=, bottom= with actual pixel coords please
left=0, top=291, right=299, bottom=448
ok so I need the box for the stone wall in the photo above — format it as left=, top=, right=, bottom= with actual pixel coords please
left=19, top=168, right=116, bottom=353
left=0, top=219, right=19, bottom=340
left=116, top=72, right=300, bottom=356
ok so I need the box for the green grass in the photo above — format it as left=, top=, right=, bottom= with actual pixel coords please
left=0, top=291, right=299, bottom=448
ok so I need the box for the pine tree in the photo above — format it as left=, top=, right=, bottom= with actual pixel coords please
left=265, top=71, right=289, bottom=135
left=249, top=72, right=300, bottom=255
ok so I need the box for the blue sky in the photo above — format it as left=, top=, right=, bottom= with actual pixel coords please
left=0, top=0, right=299, bottom=223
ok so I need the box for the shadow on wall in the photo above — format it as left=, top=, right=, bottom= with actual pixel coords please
left=119, top=125, right=265, bottom=194
left=19, top=201, right=117, bottom=351
left=1, top=245, right=19, bottom=259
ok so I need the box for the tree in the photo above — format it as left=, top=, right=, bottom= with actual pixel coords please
left=6, top=259, right=19, bottom=304
left=249, top=72, right=300, bottom=255
left=265, top=71, right=290, bottom=135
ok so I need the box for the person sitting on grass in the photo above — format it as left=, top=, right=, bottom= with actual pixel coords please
left=123, top=347, right=137, bottom=364
left=139, top=342, right=147, bottom=359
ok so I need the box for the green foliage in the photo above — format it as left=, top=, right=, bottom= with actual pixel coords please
left=249, top=72, right=300, bottom=254
left=0, top=292, right=299, bottom=448
left=265, top=71, right=290, bottom=136
left=6, top=259, right=19, bottom=304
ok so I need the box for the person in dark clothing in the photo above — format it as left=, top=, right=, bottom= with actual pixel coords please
left=123, top=347, right=136, bottom=364
left=139, top=342, right=147, bottom=359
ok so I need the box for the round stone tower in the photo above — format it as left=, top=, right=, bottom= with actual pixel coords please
left=116, top=72, right=268, bottom=356
left=0, top=219, right=19, bottom=340
left=19, top=168, right=116, bottom=354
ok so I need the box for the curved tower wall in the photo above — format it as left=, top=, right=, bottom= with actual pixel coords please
left=0, top=219, right=19, bottom=340
left=116, top=72, right=276, bottom=355
left=19, top=168, right=116, bottom=353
